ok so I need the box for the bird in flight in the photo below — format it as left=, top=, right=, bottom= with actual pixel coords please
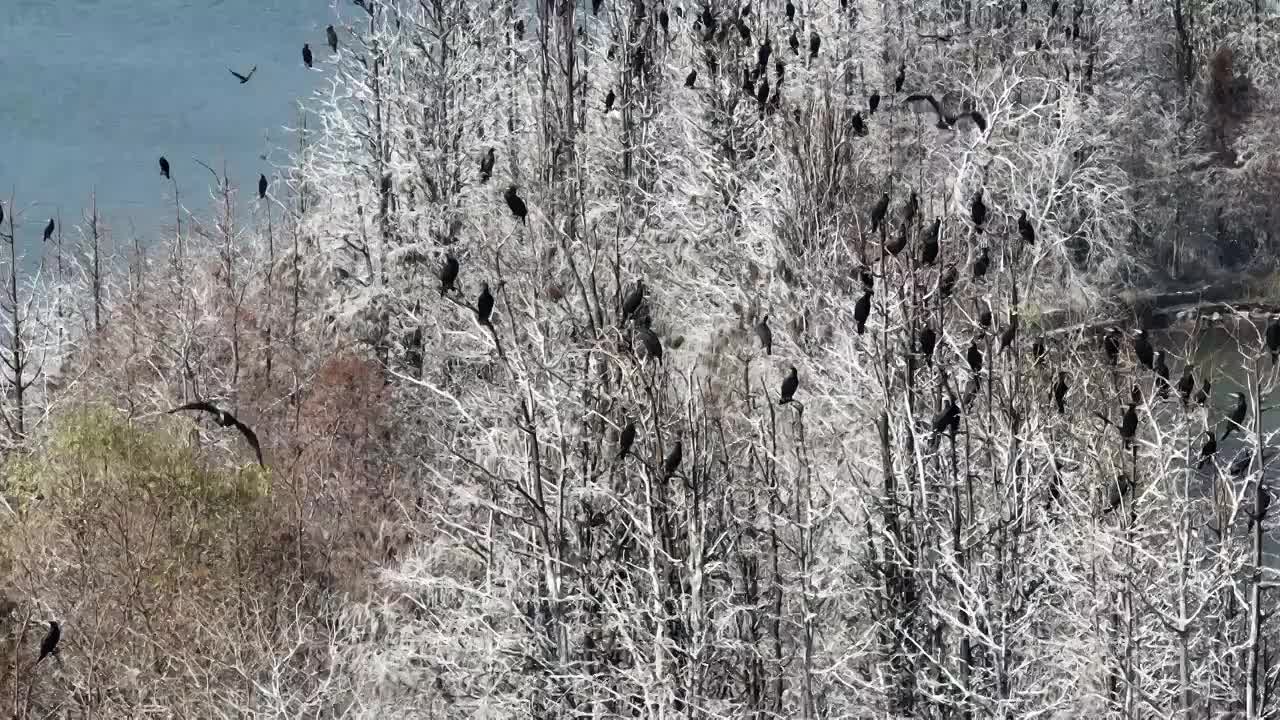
left=36, top=621, right=60, bottom=665
left=229, top=66, right=257, bottom=84
left=168, top=401, right=264, bottom=466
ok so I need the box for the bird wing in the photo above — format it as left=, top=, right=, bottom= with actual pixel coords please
left=168, top=400, right=222, bottom=417
left=232, top=418, right=265, bottom=466
left=229, top=68, right=248, bottom=82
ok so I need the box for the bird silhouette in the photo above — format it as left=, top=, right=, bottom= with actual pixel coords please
left=1221, top=392, right=1248, bottom=441
left=504, top=186, right=528, bottom=223
left=1103, top=328, right=1121, bottom=365
left=757, top=40, right=771, bottom=71
left=439, top=254, right=459, bottom=296
left=36, top=621, right=59, bottom=665
left=229, top=66, right=257, bottom=83
left=1033, top=336, right=1047, bottom=366
left=808, top=31, right=820, bottom=58
left=870, top=193, right=890, bottom=233
left=477, top=283, right=495, bottom=326
left=659, top=8, right=669, bottom=34
left=636, top=326, right=663, bottom=362
left=42, top=218, right=54, bottom=243
left=854, top=290, right=872, bottom=334
left=970, top=190, right=987, bottom=233
left=168, top=401, right=264, bottom=466
left=1196, top=379, right=1212, bottom=407
left=904, top=94, right=985, bottom=130
left=617, top=421, right=636, bottom=458
left=939, top=264, right=958, bottom=299
left=1177, top=364, right=1195, bottom=407
left=479, top=147, right=495, bottom=183
left=1154, top=350, right=1171, bottom=398
left=621, top=280, right=644, bottom=323
left=258, top=174, right=268, bottom=200
left=869, top=92, right=880, bottom=114
left=755, top=315, right=773, bottom=354
left=999, top=315, right=1018, bottom=353
left=1018, top=210, right=1036, bottom=244
left=966, top=341, right=983, bottom=373
left=884, top=221, right=905, bottom=257
left=894, top=63, right=906, bottom=92
left=972, top=245, right=989, bottom=279
left=917, top=325, right=937, bottom=365
left=1198, top=431, right=1218, bottom=469
left=663, top=441, right=682, bottom=479
left=685, top=69, right=698, bottom=87
left=931, top=398, right=960, bottom=436
left=1052, top=371, right=1068, bottom=413
left=789, top=31, right=799, bottom=54
left=0, top=201, right=4, bottom=227
left=302, top=44, right=313, bottom=68
left=785, top=0, right=794, bottom=20
left=1133, top=329, right=1154, bottom=369
left=604, top=89, right=616, bottom=113
left=755, top=77, right=770, bottom=106
left=920, top=226, right=940, bottom=265
left=779, top=366, right=799, bottom=403
left=1267, top=316, right=1280, bottom=365
left=159, top=156, right=170, bottom=179
left=327, top=24, right=339, bottom=53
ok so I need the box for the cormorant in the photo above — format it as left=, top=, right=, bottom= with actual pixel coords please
left=999, top=315, right=1018, bottom=353
left=1131, top=384, right=1143, bottom=406
left=757, top=40, right=771, bottom=70
left=1120, top=402, right=1138, bottom=447
left=894, top=63, right=905, bottom=92
left=869, top=92, right=880, bottom=114
left=258, top=173, right=268, bottom=199
left=636, top=326, right=663, bottom=362
left=303, top=44, right=313, bottom=68
left=1049, top=0, right=1059, bottom=18
left=779, top=366, right=799, bottom=403
left=903, top=191, right=918, bottom=225
left=1033, top=336, right=1047, bottom=366
left=917, top=325, right=937, bottom=364
left=229, top=66, right=256, bottom=83
left=850, top=112, right=866, bottom=136
left=1198, top=430, right=1217, bottom=469
left=1018, top=210, right=1036, bottom=244
left=660, top=8, right=669, bottom=34
left=159, top=156, right=170, bottom=179
left=685, top=69, right=698, bottom=87
left=327, top=24, right=339, bottom=53
left=885, top=223, right=908, bottom=256
left=860, top=266, right=875, bottom=291
left=785, top=0, right=794, bottom=20
left=1177, top=364, right=1195, bottom=406
left=477, top=283, right=495, bottom=326
left=621, top=280, right=644, bottom=323
left=972, top=246, right=989, bottom=279
left=36, top=621, right=59, bottom=664
left=1154, top=350, right=1170, bottom=398
left=593, top=0, right=603, bottom=14
left=920, top=225, right=940, bottom=265
left=1250, top=483, right=1273, bottom=532
left=604, top=89, right=616, bottom=113
left=808, top=31, right=820, bottom=58
left=962, top=374, right=981, bottom=409
left=939, top=264, right=958, bottom=299
left=971, top=189, right=987, bottom=233
left=966, top=341, right=983, bottom=373
left=1020, top=0, right=1027, bottom=14
left=1196, top=380, right=1212, bottom=407
left=504, top=185, right=528, bottom=223
left=663, top=441, right=682, bottom=479
left=755, top=315, right=772, bottom=354
left=870, top=192, right=889, bottom=233
left=789, top=31, right=799, bottom=54
left=755, top=77, right=770, bottom=106
left=1267, top=315, right=1280, bottom=365
left=931, top=398, right=960, bottom=436
left=1133, top=329, right=1154, bottom=369
left=617, top=421, right=636, bottom=458
left=977, top=302, right=993, bottom=329
left=854, top=290, right=872, bottom=334
left=168, top=401, right=264, bottom=465
left=1103, top=328, right=1120, bottom=365
left=479, top=147, right=496, bottom=183
left=775, top=60, right=784, bottom=81
left=43, top=218, right=54, bottom=242
left=439, top=254, right=459, bottom=296
left=1221, top=392, right=1248, bottom=441
left=1052, top=371, right=1068, bottom=413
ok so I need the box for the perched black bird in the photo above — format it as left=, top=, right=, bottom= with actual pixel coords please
left=779, top=366, right=799, bottom=404
left=229, top=65, right=257, bottom=84
left=685, top=69, right=698, bottom=87
left=1177, top=364, right=1195, bottom=407
left=36, top=621, right=59, bottom=665
left=850, top=112, right=867, bottom=136
left=159, top=156, right=170, bottom=179
left=1198, top=431, right=1217, bottom=469
left=920, top=225, right=940, bottom=265
left=789, top=31, right=799, bottom=54
left=757, top=40, right=771, bottom=70
left=999, top=315, right=1018, bottom=353
left=1119, top=403, right=1138, bottom=447
left=972, top=245, right=989, bottom=279
left=1033, top=336, right=1047, bottom=366
left=168, top=401, right=264, bottom=465
left=1020, top=0, right=1028, bottom=14
left=1196, top=379, right=1212, bottom=407
left=636, top=326, right=663, bottom=362
left=902, top=191, right=918, bottom=225
left=755, top=77, right=770, bottom=106
left=659, top=8, right=669, bottom=34
left=479, top=147, right=496, bottom=183
left=327, top=24, right=339, bottom=53
left=931, top=398, right=960, bottom=436
left=42, top=218, right=54, bottom=243
left=258, top=173, right=268, bottom=199
left=894, top=62, right=905, bottom=92
left=977, top=303, right=993, bottom=329
left=755, top=315, right=773, bottom=354
left=593, top=0, right=604, bottom=14
left=859, top=266, right=875, bottom=291
left=854, top=290, right=872, bottom=334
left=663, top=441, right=683, bottom=479
left=1049, top=0, right=1059, bottom=18
left=868, top=92, right=880, bottom=114
left=1267, top=315, right=1280, bottom=365
left=1052, top=371, right=1068, bottom=413
left=808, top=31, right=820, bottom=58
left=621, top=280, right=644, bottom=323
left=775, top=60, right=784, bottom=81
left=966, top=341, right=983, bottom=373
left=1221, top=392, right=1248, bottom=441
left=785, top=0, right=794, bottom=21
left=1250, top=483, right=1274, bottom=532
left=1018, top=210, right=1036, bottom=244
left=504, top=185, right=528, bottom=223
left=1133, top=329, right=1154, bottom=369
left=477, top=283, right=495, bottom=326
left=1154, top=350, right=1170, bottom=398
left=1103, top=328, right=1121, bottom=365
left=1131, top=384, right=1144, bottom=406
left=917, top=325, right=937, bottom=365
left=516, top=19, right=526, bottom=41
left=604, top=89, right=616, bottom=113
left=439, top=254, right=459, bottom=296
left=971, top=189, right=987, bottom=233
left=885, top=223, right=908, bottom=256
left=939, top=264, right=958, bottom=299
left=617, top=421, right=636, bottom=458
left=303, top=44, right=313, bottom=68
left=870, top=192, right=889, bottom=233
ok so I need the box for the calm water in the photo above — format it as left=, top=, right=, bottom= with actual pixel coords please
left=0, top=0, right=333, bottom=245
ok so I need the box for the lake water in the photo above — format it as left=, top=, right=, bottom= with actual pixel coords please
left=0, top=0, right=333, bottom=246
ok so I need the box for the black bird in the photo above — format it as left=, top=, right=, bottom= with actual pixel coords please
left=939, top=264, right=958, bottom=299
left=917, top=325, right=937, bottom=365
left=659, top=8, right=669, bottom=34
left=1133, top=329, right=1154, bottom=369
left=971, top=189, right=987, bottom=233
left=622, top=280, right=644, bottom=323
left=972, top=245, right=989, bottom=280
left=1154, top=350, right=1170, bottom=398
left=504, top=185, right=528, bottom=223
left=168, top=401, right=264, bottom=466
left=604, top=89, right=616, bottom=113
left=636, top=326, right=663, bottom=362
left=999, top=315, right=1018, bottom=353
left=870, top=193, right=890, bottom=233
left=755, top=315, right=773, bottom=354
left=258, top=173, right=268, bottom=199
left=785, top=0, right=794, bottom=20
left=663, top=441, right=682, bottom=479
left=0, top=201, right=4, bottom=226
left=1103, top=328, right=1121, bottom=365
left=1221, top=392, right=1248, bottom=441
left=516, top=19, right=526, bottom=41
left=1177, top=364, right=1195, bottom=406
left=1267, top=315, right=1280, bottom=365
left=755, top=77, right=770, bottom=106
left=1049, top=0, right=1059, bottom=18
left=1131, top=384, right=1144, bottom=406
left=477, top=283, right=495, bottom=326
left=36, top=621, right=59, bottom=664
left=1120, top=403, right=1138, bottom=447
left=159, top=156, right=170, bottom=179
left=920, top=225, right=940, bottom=265
left=479, top=147, right=496, bottom=183
left=736, top=19, right=751, bottom=43
left=893, top=63, right=905, bottom=92
left=966, top=341, right=983, bottom=373
left=1198, top=431, right=1218, bottom=469
left=808, top=31, right=820, bottom=58
left=901, top=192, right=919, bottom=228
left=962, top=374, right=982, bottom=409
left=303, top=44, right=313, bottom=68
left=757, top=40, right=771, bottom=71
left=931, top=398, right=960, bottom=436
left=593, top=0, right=603, bottom=14
left=789, top=31, right=799, bottom=54
left=1052, top=371, right=1068, bottom=413
left=859, top=266, right=875, bottom=291
left=742, top=67, right=756, bottom=94
left=904, top=93, right=985, bottom=130
left=42, top=218, right=54, bottom=243
left=439, top=254, right=459, bottom=296
left=1196, top=379, right=1212, bottom=407
left=1033, top=336, right=1047, bottom=366
left=685, top=69, right=698, bottom=87
left=1250, top=483, right=1274, bottom=532
left=1018, top=210, right=1036, bottom=244
left=884, top=223, right=908, bottom=257
left=779, top=366, right=799, bottom=404
left=775, top=60, right=784, bottom=81
left=229, top=65, right=257, bottom=83
left=977, top=303, right=993, bottom=329
left=850, top=112, right=867, bottom=136
left=327, top=24, right=339, bottom=53
left=1020, top=0, right=1027, bottom=14
left=617, top=421, right=636, bottom=458
left=869, top=92, right=880, bottom=114
left=854, top=290, right=872, bottom=334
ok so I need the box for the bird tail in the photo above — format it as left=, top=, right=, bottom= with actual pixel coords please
left=1222, top=426, right=1236, bottom=442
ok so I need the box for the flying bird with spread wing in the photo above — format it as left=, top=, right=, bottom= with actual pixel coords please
left=168, top=401, right=264, bottom=466
left=229, top=66, right=257, bottom=84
